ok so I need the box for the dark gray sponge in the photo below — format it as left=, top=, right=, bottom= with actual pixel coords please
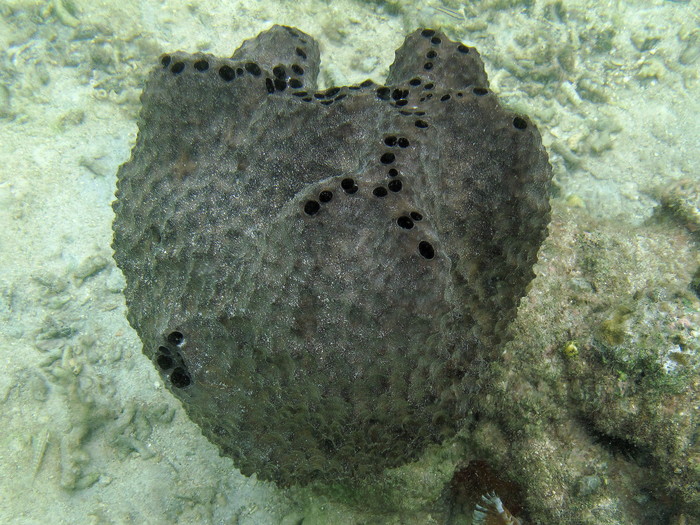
left=112, top=25, right=552, bottom=486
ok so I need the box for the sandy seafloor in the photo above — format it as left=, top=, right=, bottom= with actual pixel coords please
left=0, top=0, right=699, bottom=523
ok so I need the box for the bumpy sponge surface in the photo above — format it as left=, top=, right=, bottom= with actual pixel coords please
left=112, top=25, right=552, bottom=486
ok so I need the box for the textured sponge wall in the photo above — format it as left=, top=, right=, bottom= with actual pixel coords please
left=112, top=25, right=552, bottom=486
